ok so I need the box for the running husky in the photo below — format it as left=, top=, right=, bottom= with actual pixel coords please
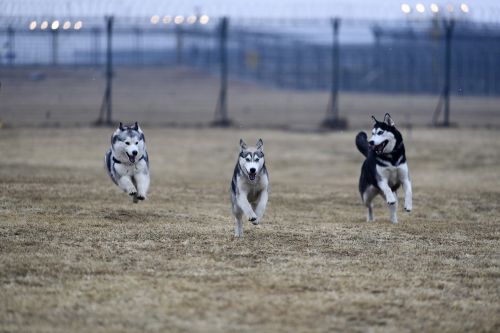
left=105, top=122, right=150, bottom=203
left=231, top=139, right=269, bottom=237
left=355, top=113, right=412, bottom=223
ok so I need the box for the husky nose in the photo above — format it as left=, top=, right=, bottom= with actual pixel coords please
left=368, top=140, right=374, bottom=146
left=132, top=150, right=138, bottom=156
left=250, top=168, right=256, bottom=174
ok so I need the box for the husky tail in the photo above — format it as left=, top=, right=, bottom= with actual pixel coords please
left=355, top=131, right=369, bottom=157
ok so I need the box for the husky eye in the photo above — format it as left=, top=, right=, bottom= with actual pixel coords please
left=125, top=142, right=130, bottom=145
left=246, top=158, right=251, bottom=162
left=135, top=142, right=138, bottom=145
left=255, top=158, right=259, bottom=162
left=377, top=131, right=383, bottom=135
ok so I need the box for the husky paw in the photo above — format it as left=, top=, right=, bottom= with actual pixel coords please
left=128, top=190, right=137, bottom=196
left=249, top=217, right=257, bottom=222
left=251, top=218, right=260, bottom=226
left=387, top=200, right=396, bottom=206
left=391, top=219, right=399, bottom=224
left=137, top=195, right=145, bottom=201
left=405, top=208, right=412, bottom=212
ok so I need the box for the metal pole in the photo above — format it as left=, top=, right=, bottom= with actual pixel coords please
left=432, top=18, right=454, bottom=127
left=7, top=25, right=15, bottom=66
left=96, top=16, right=114, bottom=126
left=443, top=19, right=454, bottom=127
left=51, top=29, right=58, bottom=66
left=212, top=17, right=231, bottom=127
left=321, top=18, right=346, bottom=129
left=176, top=25, right=183, bottom=65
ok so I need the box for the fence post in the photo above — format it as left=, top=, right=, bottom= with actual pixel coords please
left=212, top=17, right=231, bottom=127
left=433, top=19, right=455, bottom=127
left=176, top=25, right=183, bottom=65
left=6, top=25, right=15, bottom=65
left=96, top=16, right=114, bottom=126
left=51, top=28, right=59, bottom=66
left=321, top=18, right=347, bottom=130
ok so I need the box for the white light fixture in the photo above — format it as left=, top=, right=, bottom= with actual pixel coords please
left=401, top=4, right=411, bottom=14
left=416, top=3, right=425, bottom=13
left=162, top=15, right=172, bottom=24
left=63, top=21, right=71, bottom=30
left=187, top=15, right=197, bottom=24
left=199, top=14, right=210, bottom=24
left=150, top=15, right=160, bottom=24
left=40, top=21, right=49, bottom=30
left=29, top=21, right=37, bottom=30
left=74, top=21, right=83, bottom=30
left=174, top=15, right=184, bottom=24
left=460, top=3, right=469, bottom=13
left=430, top=3, right=439, bottom=13
left=51, top=20, right=60, bottom=30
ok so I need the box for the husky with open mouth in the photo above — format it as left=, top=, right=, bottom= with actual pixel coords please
left=355, top=113, right=412, bottom=223
left=105, top=122, right=150, bottom=203
left=230, top=139, right=269, bottom=237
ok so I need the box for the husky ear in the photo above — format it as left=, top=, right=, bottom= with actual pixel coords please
left=384, top=113, right=395, bottom=127
left=256, top=138, right=264, bottom=151
left=133, top=122, right=139, bottom=131
left=118, top=122, right=124, bottom=131
left=371, top=115, right=379, bottom=124
left=239, top=139, right=247, bottom=151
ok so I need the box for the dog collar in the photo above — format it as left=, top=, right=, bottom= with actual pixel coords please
left=112, top=155, right=145, bottom=164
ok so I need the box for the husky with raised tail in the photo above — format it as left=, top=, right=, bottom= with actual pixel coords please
left=231, top=139, right=269, bottom=237
left=105, top=122, right=150, bottom=203
left=355, top=113, right=412, bottom=223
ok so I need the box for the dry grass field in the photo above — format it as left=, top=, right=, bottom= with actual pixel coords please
left=0, top=126, right=499, bottom=332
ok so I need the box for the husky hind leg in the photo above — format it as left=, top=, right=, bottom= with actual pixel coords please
left=362, top=185, right=378, bottom=222
left=233, top=207, right=244, bottom=238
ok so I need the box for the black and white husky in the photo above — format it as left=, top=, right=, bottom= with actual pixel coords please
left=355, top=113, right=412, bottom=223
left=105, top=122, right=150, bottom=203
left=230, top=139, right=269, bottom=237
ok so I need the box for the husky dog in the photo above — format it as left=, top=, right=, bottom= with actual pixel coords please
left=231, top=139, right=269, bottom=237
left=355, top=113, right=412, bottom=223
left=105, top=122, right=150, bottom=203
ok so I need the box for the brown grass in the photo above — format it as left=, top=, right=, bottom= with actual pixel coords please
left=0, top=127, right=499, bottom=332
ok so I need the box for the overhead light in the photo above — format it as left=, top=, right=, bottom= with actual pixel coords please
left=174, top=15, right=184, bottom=24
left=430, top=3, right=439, bottom=13
left=162, top=15, right=172, bottom=24
left=29, top=21, right=37, bottom=30
left=199, top=14, right=210, bottom=24
left=63, top=21, right=71, bottom=30
left=51, top=20, right=60, bottom=30
left=150, top=15, right=160, bottom=24
left=415, top=3, right=425, bottom=13
left=401, top=4, right=411, bottom=14
left=187, top=15, right=197, bottom=24
left=74, top=21, right=83, bottom=30
left=460, top=3, right=469, bottom=13
left=40, top=21, right=49, bottom=30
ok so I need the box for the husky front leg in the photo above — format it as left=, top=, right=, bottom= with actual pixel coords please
left=252, top=190, right=268, bottom=225
left=237, top=194, right=258, bottom=222
left=117, top=176, right=137, bottom=196
left=377, top=180, right=396, bottom=205
left=232, top=206, right=244, bottom=237
left=134, top=172, right=150, bottom=200
left=388, top=191, right=398, bottom=224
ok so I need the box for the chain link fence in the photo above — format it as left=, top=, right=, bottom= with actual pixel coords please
left=0, top=16, right=499, bottom=129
